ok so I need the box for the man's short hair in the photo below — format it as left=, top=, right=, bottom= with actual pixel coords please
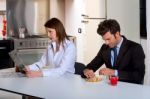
left=97, top=19, right=121, bottom=36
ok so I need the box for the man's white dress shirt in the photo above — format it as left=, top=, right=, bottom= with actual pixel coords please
left=111, top=37, right=123, bottom=76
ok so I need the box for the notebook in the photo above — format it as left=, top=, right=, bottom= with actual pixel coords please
left=9, top=50, right=25, bottom=71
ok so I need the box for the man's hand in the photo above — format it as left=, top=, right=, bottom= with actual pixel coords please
left=99, top=68, right=115, bottom=76
left=83, top=69, right=95, bottom=79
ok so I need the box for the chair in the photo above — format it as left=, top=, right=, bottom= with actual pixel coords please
left=74, top=62, right=85, bottom=75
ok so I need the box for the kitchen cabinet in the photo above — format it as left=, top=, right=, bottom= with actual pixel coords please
left=84, top=0, right=106, bottom=18
left=49, top=0, right=65, bottom=25
left=0, top=0, right=6, bottom=10
left=82, top=0, right=106, bottom=64
left=0, top=39, right=14, bottom=69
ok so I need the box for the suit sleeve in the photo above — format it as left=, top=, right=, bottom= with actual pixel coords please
left=85, top=45, right=106, bottom=72
left=118, top=44, right=145, bottom=84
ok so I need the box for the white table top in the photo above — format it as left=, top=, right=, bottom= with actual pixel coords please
left=0, top=68, right=150, bottom=99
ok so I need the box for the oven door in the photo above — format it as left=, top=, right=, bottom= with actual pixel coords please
left=17, top=49, right=45, bottom=65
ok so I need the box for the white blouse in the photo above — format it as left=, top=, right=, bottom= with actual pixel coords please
left=28, top=39, right=76, bottom=77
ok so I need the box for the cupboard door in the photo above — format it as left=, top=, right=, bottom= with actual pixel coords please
left=83, top=19, right=104, bottom=64
left=84, top=0, right=106, bottom=18
left=83, top=0, right=106, bottom=64
left=107, top=0, right=140, bottom=43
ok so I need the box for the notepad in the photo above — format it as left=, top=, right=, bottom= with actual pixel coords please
left=9, top=50, right=25, bottom=69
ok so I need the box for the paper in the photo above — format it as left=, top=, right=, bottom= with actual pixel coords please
left=0, top=68, right=25, bottom=78
left=9, top=50, right=25, bottom=67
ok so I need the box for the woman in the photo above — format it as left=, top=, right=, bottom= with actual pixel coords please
left=25, top=18, right=76, bottom=77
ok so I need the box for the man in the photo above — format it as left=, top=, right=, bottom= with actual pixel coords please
left=83, top=19, right=145, bottom=84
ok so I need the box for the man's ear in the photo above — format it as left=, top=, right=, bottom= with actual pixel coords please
left=116, top=31, right=120, bottom=35
left=115, top=31, right=120, bottom=37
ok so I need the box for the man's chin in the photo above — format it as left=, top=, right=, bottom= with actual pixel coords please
left=109, top=46, right=113, bottom=48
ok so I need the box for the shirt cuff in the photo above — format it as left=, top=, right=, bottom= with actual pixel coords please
left=29, top=64, right=39, bottom=71
left=42, top=69, right=50, bottom=77
left=115, top=70, right=118, bottom=76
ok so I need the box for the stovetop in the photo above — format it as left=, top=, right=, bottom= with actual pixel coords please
left=13, top=35, right=50, bottom=50
left=25, top=35, right=48, bottom=38
left=11, top=34, right=48, bottom=39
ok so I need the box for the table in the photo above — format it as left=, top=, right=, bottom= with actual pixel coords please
left=0, top=68, right=150, bottom=99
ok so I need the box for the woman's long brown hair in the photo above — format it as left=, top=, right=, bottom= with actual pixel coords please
left=44, top=18, right=69, bottom=45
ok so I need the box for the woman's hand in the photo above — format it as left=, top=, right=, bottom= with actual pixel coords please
left=24, top=66, right=43, bottom=77
left=25, top=70, right=43, bottom=78
left=24, top=66, right=30, bottom=72
left=15, top=65, right=26, bottom=74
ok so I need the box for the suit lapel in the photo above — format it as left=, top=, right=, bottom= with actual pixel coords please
left=104, top=48, right=112, bottom=68
left=116, top=37, right=128, bottom=67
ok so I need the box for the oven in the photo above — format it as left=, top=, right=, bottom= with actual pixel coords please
left=13, top=37, right=50, bottom=65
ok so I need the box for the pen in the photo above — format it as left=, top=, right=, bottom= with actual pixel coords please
left=35, top=64, right=41, bottom=70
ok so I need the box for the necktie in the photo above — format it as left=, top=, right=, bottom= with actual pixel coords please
left=112, top=47, right=117, bottom=67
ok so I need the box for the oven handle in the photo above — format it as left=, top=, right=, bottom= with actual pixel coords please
left=0, top=47, right=6, bottom=50
left=17, top=49, right=46, bottom=54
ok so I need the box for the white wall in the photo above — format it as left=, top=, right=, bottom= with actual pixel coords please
left=146, top=0, right=150, bottom=85
left=0, top=0, right=6, bottom=10
left=107, top=0, right=140, bottom=43
left=140, top=39, right=147, bottom=85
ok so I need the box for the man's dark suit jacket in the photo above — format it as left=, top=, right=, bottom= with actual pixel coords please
left=84, top=36, right=145, bottom=84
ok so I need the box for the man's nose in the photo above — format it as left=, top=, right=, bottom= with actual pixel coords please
left=105, top=41, right=109, bottom=45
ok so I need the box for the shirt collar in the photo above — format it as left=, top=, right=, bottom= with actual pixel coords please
left=50, top=38, right=69, bottom=50
left=116, top=36, right=123, bottom=49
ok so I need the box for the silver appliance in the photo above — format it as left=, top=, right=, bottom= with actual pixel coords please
left=13, top=37, right=50, bottom=65
left=6, top=0, right=50, bottom=38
